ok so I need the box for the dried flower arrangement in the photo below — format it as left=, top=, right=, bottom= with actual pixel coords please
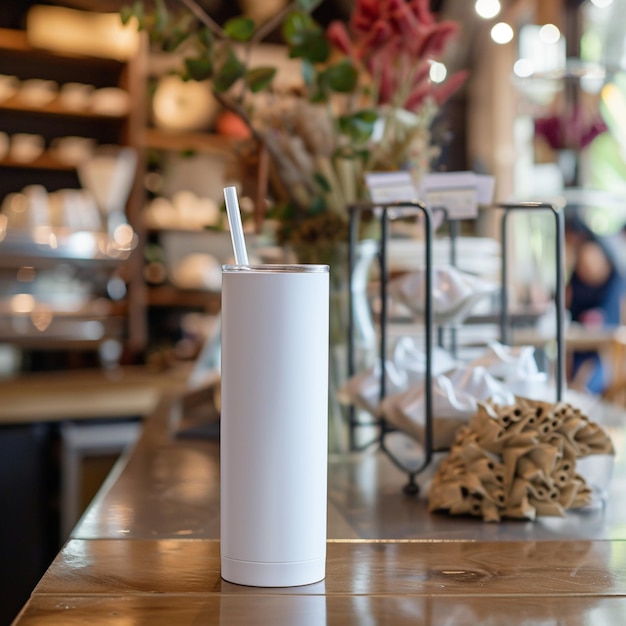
left=122, top=0, right=466, bottom=249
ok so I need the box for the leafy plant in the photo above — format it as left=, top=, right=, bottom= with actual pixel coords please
left=121, top=0, right=466, bottom=247
left=120, top=0, right=352, bottom=109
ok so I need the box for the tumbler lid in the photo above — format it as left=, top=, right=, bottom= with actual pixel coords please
left=222, top=264, right=329, bottom=273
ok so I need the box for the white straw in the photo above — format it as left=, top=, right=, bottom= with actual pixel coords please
left=224, top=186, right=249, bottom=265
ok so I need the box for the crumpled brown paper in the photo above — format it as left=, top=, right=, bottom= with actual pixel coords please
left=428, top=397, right=614, bottom=522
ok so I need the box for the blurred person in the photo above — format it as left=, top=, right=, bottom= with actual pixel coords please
left=565, top=213, right=626, bottom=393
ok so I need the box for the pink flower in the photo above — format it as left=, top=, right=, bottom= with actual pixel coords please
left=387, top=0, right=419, bottom=38
left=415, top=21, right=460, bottom=59
left=376, top=49, right=396, bottom=104
left=408, top=0, right=435, bottom=27
left=326, top=0, right=466, bottom=110
left=404, top=82, right=431, bottom=110
left=327, top=21, right=353, bottom=56
left=402, top=64, right=467, bottom=111
left=535, top=107, right=607, bottom=151
left=351, top=0, right=384, bottom=35
left=359, top=20, right=394, bottom=56
left=430, top=69, right=468, bottom=105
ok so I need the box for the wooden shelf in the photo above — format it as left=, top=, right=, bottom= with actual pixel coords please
left=0, top=27, right=38, bottom=53
left=0, top=232, right=133, bottom=269
left=0, top=298, right=127, bottom=318
left=0, top=97, right=128, bottom=120
left=0, top=27, right=125, bottom=66
left=147, top=285, right=220, bottom=311
left=144, top=225, right=219, bottom=235
left=0, top=152, right=76, bottom=171
left=142, top=128, right=244, bottom=157
left=0, top=320, right=125, bottom=349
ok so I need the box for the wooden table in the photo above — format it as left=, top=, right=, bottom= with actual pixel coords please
left=0, top=365, right=190, bottom=426
left=12, top=392, right=626, bottom=624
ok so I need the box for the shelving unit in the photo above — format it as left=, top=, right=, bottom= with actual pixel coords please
left=137, top=55, right=262, bottom=356
left=0, top=97, right=129, bottom=120
left=0, top=154, right=75, bottom=171
left=142, top=127, right=242, bottom=156
left=146, top=285, right=220, bottom=312
left=0, top=26, right=147, bottom=368
left=0, top=231, right=133, bottom=267
left=1, top=23, right=259, bottom=364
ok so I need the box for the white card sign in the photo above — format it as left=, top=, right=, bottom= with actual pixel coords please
left=364, top=171, right=419, bottom=205
left=364, top=170, right=495, bottom=221
left=419, top=171, right=495, bottom=220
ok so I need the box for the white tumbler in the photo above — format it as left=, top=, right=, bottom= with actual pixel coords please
left=220, top=264, right=329, bottom=587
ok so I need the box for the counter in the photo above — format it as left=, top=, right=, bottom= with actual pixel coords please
left=11, top=390, right=626, bottom=624
left=0, top=365, right=191, bottom=625
left=0, top=365, right=190, bottom=425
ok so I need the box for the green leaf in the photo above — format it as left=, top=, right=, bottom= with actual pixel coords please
left=282, top=11, right=316, bottom=46
left=184, top=56, right=213, bottom=81
left=268, top=202, right=296, bottom=221
left=224, top=16, right=255, bottom=42
left=355, top=110, right=378, bottom=124
left=162, top=28, right=189, bottom=52
left=213, top=49, right=245, bottom=92
left=308, top=69, right=330, bottom=102
left=310, top=70, right=329, bottom=102
left=284, top=13, right=331, bottom=62
left=120, top=5, right=134, bottom=25
left=289, top=30, right=329, bottom=63
left=154, top=0, right=169, bottom=36
left=309, top=196, right=326, bottom=215
left=338, top=110, right=379, bottom=143
left=198, top=27, right=214, bottom=50
left=325, top=60, right=358, bottom=93
left=313, top=172, right=331, bottom=193
left=122, top=1, right=144, bottom=29
left=301, top=59, right=315, bottom=86
left=162, top=13, right=194, bottom=51
left=246, top=67, right=276, bottom=93
left=295, top=0, right=324, bottom=11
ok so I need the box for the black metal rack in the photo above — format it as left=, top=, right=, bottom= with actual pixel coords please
left=346, top=199, right=567, bottom=494
left=498, top=202, right=566, bottom=402
left=348, top=200, right=434, bottom=494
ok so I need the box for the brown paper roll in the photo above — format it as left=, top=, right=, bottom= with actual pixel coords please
left=482, top=500, right=502, bottom=522
left=530, top=499, right=565, bottom=517
left=428, top=396, right=613, bottom=522
left=504, top=499, right=536, bottom=521
left=526, top=444, right=560, bottom=478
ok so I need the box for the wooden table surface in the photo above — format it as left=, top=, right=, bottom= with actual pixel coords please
left=0, top=366, right=190, bottom=425
left=12, top=390, right=626, bottom=625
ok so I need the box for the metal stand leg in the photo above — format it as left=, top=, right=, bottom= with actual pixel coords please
left=347, top=202, right=434, bottom=493
left=498, top=202, right=566, bottom=402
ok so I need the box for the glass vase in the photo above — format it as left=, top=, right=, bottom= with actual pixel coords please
left=291, top=240, right=378, bottom=452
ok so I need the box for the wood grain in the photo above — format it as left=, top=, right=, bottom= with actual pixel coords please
left=74, top=396, right=626, bottom=543
left=35, top=538, right=626, bottom=598
left=12, top=372, right=626, bottom=624
left=15, top=594, right=626, bottom=626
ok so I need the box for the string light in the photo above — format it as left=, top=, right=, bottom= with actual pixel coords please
left=475, top=0, right=501, bottom=19
left=513, top=59, right=534, bottom=78
left=491, top=22, right=514, bottom=44
left=539, top=24, right=561, bottom=44
left=429, top=61, right=447, bottom=83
